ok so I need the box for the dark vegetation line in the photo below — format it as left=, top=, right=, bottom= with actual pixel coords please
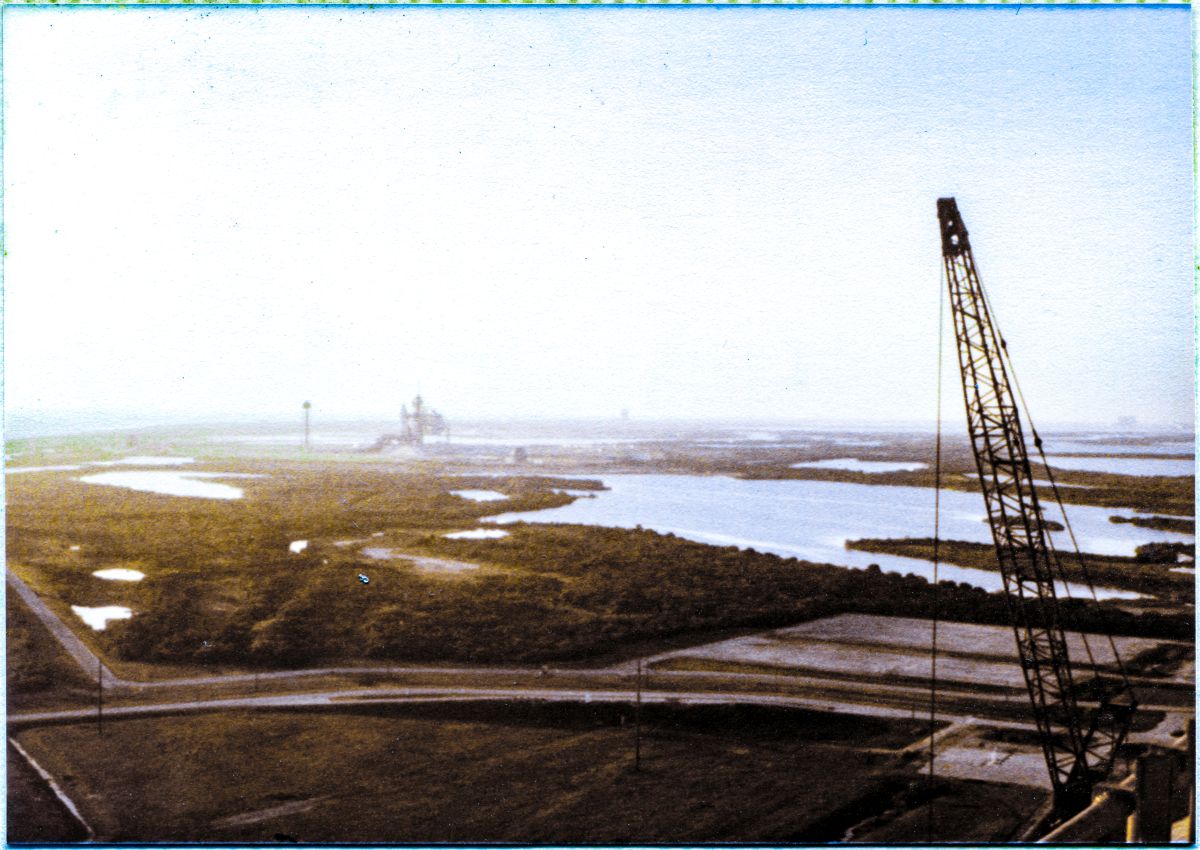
left=847, top=538, right=1194, bottom=605
left=1110, top=515, right=1195, bottom=534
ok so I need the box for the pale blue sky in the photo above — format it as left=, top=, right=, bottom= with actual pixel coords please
left=3, top=7, right=1192, bottom=428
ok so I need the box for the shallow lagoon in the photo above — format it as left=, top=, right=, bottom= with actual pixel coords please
left=486, top=475, right=1194, bottom=599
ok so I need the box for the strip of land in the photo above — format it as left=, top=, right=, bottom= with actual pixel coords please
left=846, top=537, right=1193, bottom=603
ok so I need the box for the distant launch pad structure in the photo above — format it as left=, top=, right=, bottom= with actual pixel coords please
left=368, top=394, right=448, bottom=451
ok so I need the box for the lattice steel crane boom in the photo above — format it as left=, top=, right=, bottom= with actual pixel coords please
left=937, top=197, right=1136, bottom=823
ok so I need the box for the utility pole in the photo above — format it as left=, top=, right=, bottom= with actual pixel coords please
left=97, top=659, right=103, bottom=736
left=634, top=658, right=643, bottom=771
left=1189, top=719, right=1196, bottom=845
left=302, top=401, right=312, bottom=451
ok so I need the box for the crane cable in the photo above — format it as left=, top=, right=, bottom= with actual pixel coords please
left=976, top=276, right=1102, bottom=668
left=973, top=273, right=1130, bottom=687
left=927, top=261, right=946, bottom=842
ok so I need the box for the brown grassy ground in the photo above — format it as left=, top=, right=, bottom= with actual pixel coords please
left=7, top=741, right=90, bottom=843
left=11, top=703, right=1040, bottom=844
left=7, top=590, right=95, bottom=713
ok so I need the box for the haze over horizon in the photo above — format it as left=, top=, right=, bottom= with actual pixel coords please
left=4, top=407, right=1191, bottom=442
left=3, top=7, right=1193, bottom=430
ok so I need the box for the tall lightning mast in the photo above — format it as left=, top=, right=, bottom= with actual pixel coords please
left=937, top=197, right=1135, bottom=822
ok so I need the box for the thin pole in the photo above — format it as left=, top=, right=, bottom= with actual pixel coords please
left=302, top=402, right=311, bottom=452
left=634, top=658, right=643, bottom=771
left=927, top=259, right=946, bottom=842
left=1189, top=719, right=1196, bottom=845
left=97, top=658, right=103, bottom=736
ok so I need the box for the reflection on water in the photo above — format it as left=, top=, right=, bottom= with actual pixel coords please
left=289, top=540, right=309, bottom=554
left=71, top=604, right=132, bottom=630
left=484, top=474, right=1186, bottom=600
left=78, top=470, right=263, bottom=500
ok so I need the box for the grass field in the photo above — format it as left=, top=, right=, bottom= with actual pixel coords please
left=7, top=742, right=89, bottom=843
left=11, top=703, right=1042, bottom=843
left=7, top=590, right=95, bottom=712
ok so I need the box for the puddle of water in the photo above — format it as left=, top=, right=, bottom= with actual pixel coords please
left=443, top=529, right=510, bottom=540
left=77, top=471, right=262, bottom=500
left=450, top=489, right=509, bottom=502
left=92, top=568, right=145, bottom=581
left=289, top=540, right=309, bottom=554
left=790, top=458, right=928, bottom=473
left=69, top=544, right=81, bottom=552
left=1170, top=567, right=1195, bottom=575
left=71, top=605, right=132, bottom=630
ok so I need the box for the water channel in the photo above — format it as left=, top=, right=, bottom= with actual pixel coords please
left=486, top=474, right=1194, bottom=600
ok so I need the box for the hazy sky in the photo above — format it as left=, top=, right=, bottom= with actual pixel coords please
left=3, top=7, right=1192, bottom=428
